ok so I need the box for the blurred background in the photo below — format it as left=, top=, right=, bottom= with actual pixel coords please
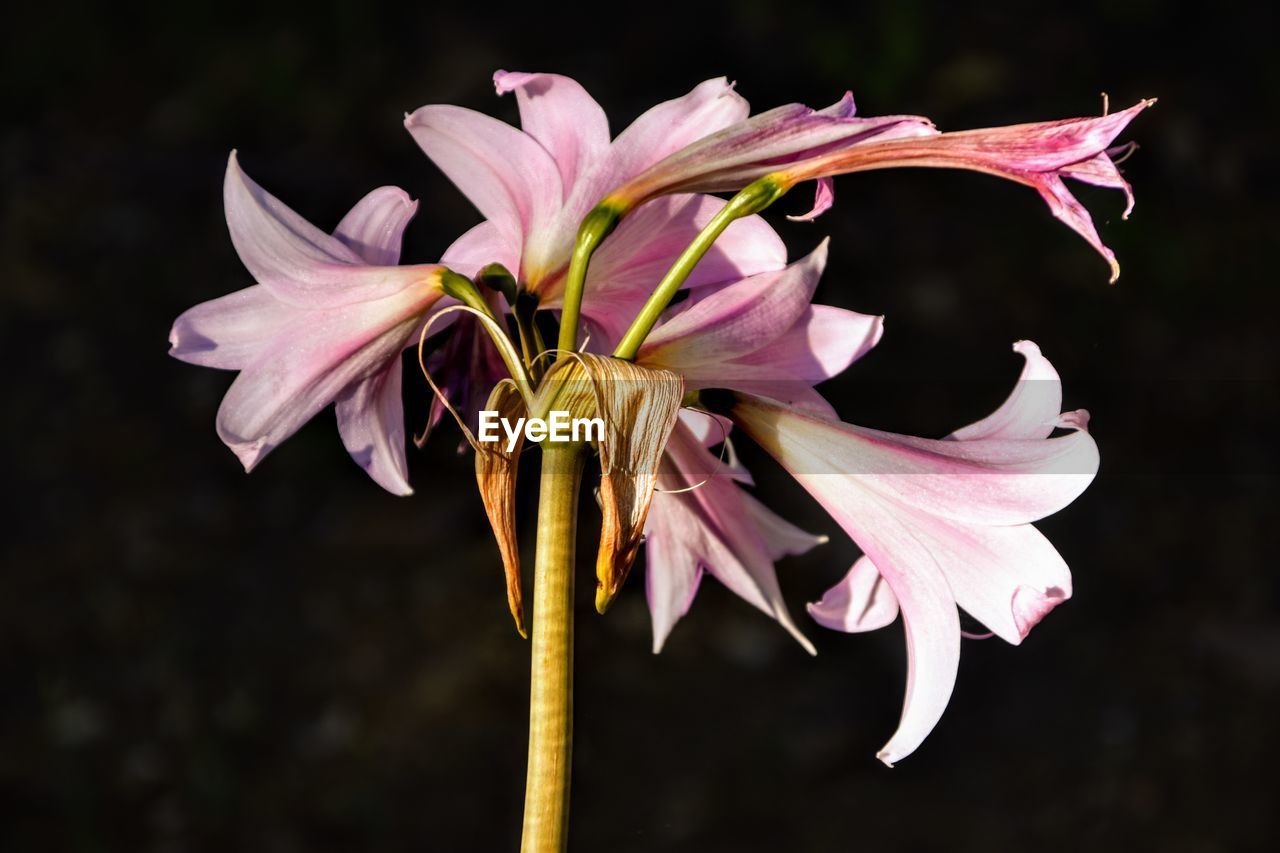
left=3, top=1, right=1276, bottom=850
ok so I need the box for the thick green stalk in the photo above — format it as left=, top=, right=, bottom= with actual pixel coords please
left=521, top=443, right=585, bottom=853
left=611, top=176, right=790, bottom=361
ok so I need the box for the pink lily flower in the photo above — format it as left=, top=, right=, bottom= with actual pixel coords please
left=728, top=341, right=1099, bottom=765
left=168, top=153, right=448, bottom=494
left=607, top=94, right=1153, bottom=280
left=405, top=72, right=789, bottom=341
left=632, top=241, right=885, bottom=650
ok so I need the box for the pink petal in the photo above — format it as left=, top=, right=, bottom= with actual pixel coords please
left=640, top=241, right=828, bottom=365
left=224, top=154, right=442, bottom=307
left=662, top=424, right=815, bottom=653
left=404, top=103, right=563, bottom=257
left=805, top=483, right=961, bottom=766
left=661, top=306, right=882, bottom=410
left=786, top=177, right=835, bottom=222
left=614, top=97, right=935, bottom=201
left=333, top=186, right=418, bottom=267
left=1061, top=146, right=1136, bottom=218
left=678, top=408, right=733, bottom=449
left=807, top=556, right=900, bottom=633
left=604, top=76, right=751, bottom=189
left=723, top=305, right=885, bottom=383
left=439, top=220, right=520, bottom=279
left=335, top=359, right=412, bottom=495
left=742, top=491, right=827, bottom=560
left=739, top=397, right=966, bottom=763
left=168, top=285, right=293, bottom=370
left=215, top=292, right=431, bottom=471
left=493, top=70, right=610, bottom=197
left=902, top=517, right=1071, bottom=644
left=912, top=100, right=1152, bottom=173
left=573, top=193, right=786, bottom=347
left=949, top=340, right=1062, bottom=441
left=587, top=193, right=786, bottom=297
left=643, top=489, right=708, bottom=653
left=732, top=395, right=1099, bottom=528
left=526, top=77, right=753, bottom=282
left=1033, top=174, right=1121, bottom=282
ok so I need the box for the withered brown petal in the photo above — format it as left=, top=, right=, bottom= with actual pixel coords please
left=475, top=381, right=529, bottom=637
left=536, top=355, right=685, bottom=613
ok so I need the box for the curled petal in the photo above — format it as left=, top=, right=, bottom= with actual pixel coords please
left=808, top=556, right=900, bottom=633
left=949, top=340, right=1062, bottom=441
left=903, top=519, right=1072, bottom=644
left=333, top=186, right=418, bottom=267
left=1061, top=146, right=1136, bottom=218
left=786, top=177, right=835, bottom=222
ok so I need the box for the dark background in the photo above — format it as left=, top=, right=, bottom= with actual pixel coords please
left=3, top=1, right=1277, bottom=850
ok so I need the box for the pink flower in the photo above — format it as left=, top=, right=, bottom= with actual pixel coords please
left=728, top=341, right=1098, bottom=765
left=168, top=153, right=447, bottom=494
left=632, top=241, right=885, bottom=650
left=608, top=94, right=1153, bottom=280
left=405, top=72, right=788, bottom=341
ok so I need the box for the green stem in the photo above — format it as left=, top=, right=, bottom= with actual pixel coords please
left=611, top=176, right=790, bottom=361
left=521, top=443, right=585, bottom=853
left=557, top=203, right=623, bottom=354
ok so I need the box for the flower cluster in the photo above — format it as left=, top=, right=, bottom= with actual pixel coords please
left=170, top=71, right=1146, bottom=764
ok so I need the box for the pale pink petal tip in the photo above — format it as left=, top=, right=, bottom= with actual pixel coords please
left=492, top=69, right=537, bottom=95
left=1012, top=339, right=1042, bottom=359
left=1011, top=583, right=1071, bottom=639
left=1056, top=409, right=1091, bottom=431
left=227, top=436, right=271, bottom=473
left=806, top=558, right=900, bottom=633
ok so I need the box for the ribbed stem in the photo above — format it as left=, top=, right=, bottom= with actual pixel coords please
left=521, top=443, right=585, bottom=853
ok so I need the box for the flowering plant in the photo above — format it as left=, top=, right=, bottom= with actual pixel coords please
left=170, top=71, right=1147, bottom=850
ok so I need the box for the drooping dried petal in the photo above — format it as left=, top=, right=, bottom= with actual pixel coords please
left=475, top=381, right=530, bottom=638
left=534, top=354, right=685, bottom=613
